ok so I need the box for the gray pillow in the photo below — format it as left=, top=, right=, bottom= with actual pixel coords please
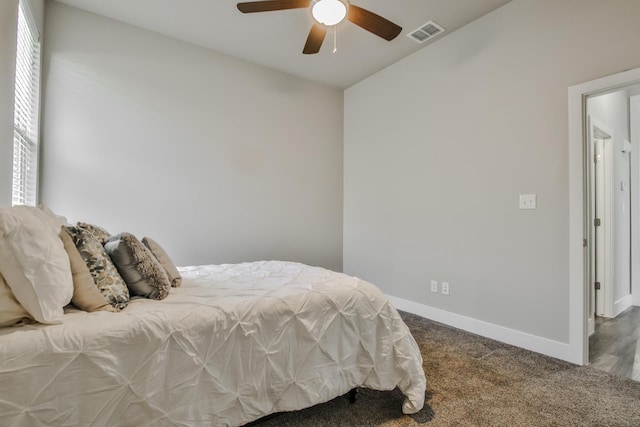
left=65, top=226, right=129, bottom=310
left=104, top=233, right=171, bottom=300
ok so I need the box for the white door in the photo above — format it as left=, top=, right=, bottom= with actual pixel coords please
left=593, top=137, right=611, bottom=316
left=590, top=117, right=614, bottom=319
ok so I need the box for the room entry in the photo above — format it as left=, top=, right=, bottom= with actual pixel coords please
left=569, top=66, right=640, bottom=365
left=588, top=112, right=632, bottom=329
left=590, top=120, right=613, bottom=324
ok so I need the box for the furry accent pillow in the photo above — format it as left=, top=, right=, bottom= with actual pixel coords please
left=104, top=233, right=171, bottom=300
left=65, top=226, right=129, bottom=310
left=76, top=222, right=111, bottom=244
left=142, top=237, right=182, bottom=288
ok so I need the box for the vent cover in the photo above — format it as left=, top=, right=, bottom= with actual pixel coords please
left=407, top=21, right=445, bottom=43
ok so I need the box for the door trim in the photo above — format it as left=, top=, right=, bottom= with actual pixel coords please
left=569, top=67, right=640, bottom=365
left=632, top=95, right=640, bottom=307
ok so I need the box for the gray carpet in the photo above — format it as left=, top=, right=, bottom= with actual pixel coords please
left=252, top=311, right=640, bottom=426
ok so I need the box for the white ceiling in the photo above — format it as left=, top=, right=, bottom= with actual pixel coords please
left=52, top=0, right=513, bottom=89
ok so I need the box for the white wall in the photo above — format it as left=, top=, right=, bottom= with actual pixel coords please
left=588, top=91, right=631, bottom=316
left=41, top=3, right=344, bottom=270
left=0, top=0, right=45, bottom=207
left=344, top=0, right=640, bottom=354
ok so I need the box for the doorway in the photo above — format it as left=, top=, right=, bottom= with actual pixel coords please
left=586, top=100, right=639, bottom=378
left=568, top=66, right=640, bottom=366
left=587, top=107, right=632, bottom=326
left=589, top=118, right=614, bottom=330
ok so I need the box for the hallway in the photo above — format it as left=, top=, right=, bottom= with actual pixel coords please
left=589, top=306, right=640, bottom=381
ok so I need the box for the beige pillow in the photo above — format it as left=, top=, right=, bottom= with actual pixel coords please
left=0, top=273, right=32, bottom=327
left=0, top=206, right=74, bottom=324
left=59, top=229, right=117, bottom=313
left=142, top=237, right=182, bottom=287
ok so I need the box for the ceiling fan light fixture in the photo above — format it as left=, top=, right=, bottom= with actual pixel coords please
left=312, top=0, right=347, bottom=26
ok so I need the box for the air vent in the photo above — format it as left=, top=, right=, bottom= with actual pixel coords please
left=407, top=21, right=445, bottom=44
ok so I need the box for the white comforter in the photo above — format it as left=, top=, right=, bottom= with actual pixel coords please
left=0, top=261, right=426, bottom=426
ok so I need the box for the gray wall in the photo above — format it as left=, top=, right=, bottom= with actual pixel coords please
left=344, top=0, right=640, bottom=344
left=41, top=2, right=344, bottom=270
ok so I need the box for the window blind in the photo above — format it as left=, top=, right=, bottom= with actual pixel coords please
left=12, top=0, right=41, bottom=207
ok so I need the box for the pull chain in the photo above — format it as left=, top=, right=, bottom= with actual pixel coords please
left=333, top=26, right=337, bottom=53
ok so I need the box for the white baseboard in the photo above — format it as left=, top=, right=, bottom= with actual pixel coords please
left=388, top=295, right=576, bottom=364
left=613, top=294, right=633, bottom=317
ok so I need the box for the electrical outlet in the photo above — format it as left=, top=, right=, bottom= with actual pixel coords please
left=430, top=280, right=438, bottom=293
left=442, top=281, right=450, bottom=295
left=519, top=194, right=536, bottom=210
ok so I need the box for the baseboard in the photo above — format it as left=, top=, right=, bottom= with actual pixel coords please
left=588, top=316, right=595, bottom=337
left=613, top=294, right=633, bottom=317
left=388, top=295, right=576, bottom=364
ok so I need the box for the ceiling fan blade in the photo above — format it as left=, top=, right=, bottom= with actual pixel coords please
left=347, top=4, right=402, bottom=41
left=237, top=0, right=310, bottom=13
left=303, top=23, right=327, bottom=54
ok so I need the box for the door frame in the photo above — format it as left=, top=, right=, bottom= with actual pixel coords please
left=632, top=95, right=640, bottom=307
left=569, top=66, right=640, bottom=365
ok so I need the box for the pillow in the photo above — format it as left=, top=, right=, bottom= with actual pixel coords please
left=104, top=233, right=171, bottom=300
left=38, top=203, right=70, bottom=228
left=76, top=222, right=111, bottom=244
left=59, top=228, right=117, bottom=313
left=65, top=226, right=129, bottom=310
left=142, top=237, right=182, bottom=287
left=0, top=272, right=32, bottom=327
left=0, top=206, right=74, bottom=324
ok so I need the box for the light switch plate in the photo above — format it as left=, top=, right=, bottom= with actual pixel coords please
left=519, top=194, right=536, bottom=210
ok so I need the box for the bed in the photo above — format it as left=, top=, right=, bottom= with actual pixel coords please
left=0, top=260, right=426, bottom=426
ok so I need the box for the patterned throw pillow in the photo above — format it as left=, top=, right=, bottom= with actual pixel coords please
left=59, top=228, right=116, bottom=313
left=65, top=226, right=129, bottom=310
left=142, top=237, right=182, bottom=287
left=76, top=222, right=111, bottom=244
left=104, top=233, right=171, bottom=300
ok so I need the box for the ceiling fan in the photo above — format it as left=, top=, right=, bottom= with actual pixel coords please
left=236, top=0, right=402, bottom=54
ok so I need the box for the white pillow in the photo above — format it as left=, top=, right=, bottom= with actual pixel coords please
left=0, top=272, right=32, bottom=327
left=0, top=206, right=74, bottom=324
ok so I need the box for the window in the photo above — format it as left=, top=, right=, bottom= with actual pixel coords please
left=12, top=0, right=41, bottom=206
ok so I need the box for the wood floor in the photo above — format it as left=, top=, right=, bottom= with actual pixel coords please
left=589, top=306, right=640, bottom=381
